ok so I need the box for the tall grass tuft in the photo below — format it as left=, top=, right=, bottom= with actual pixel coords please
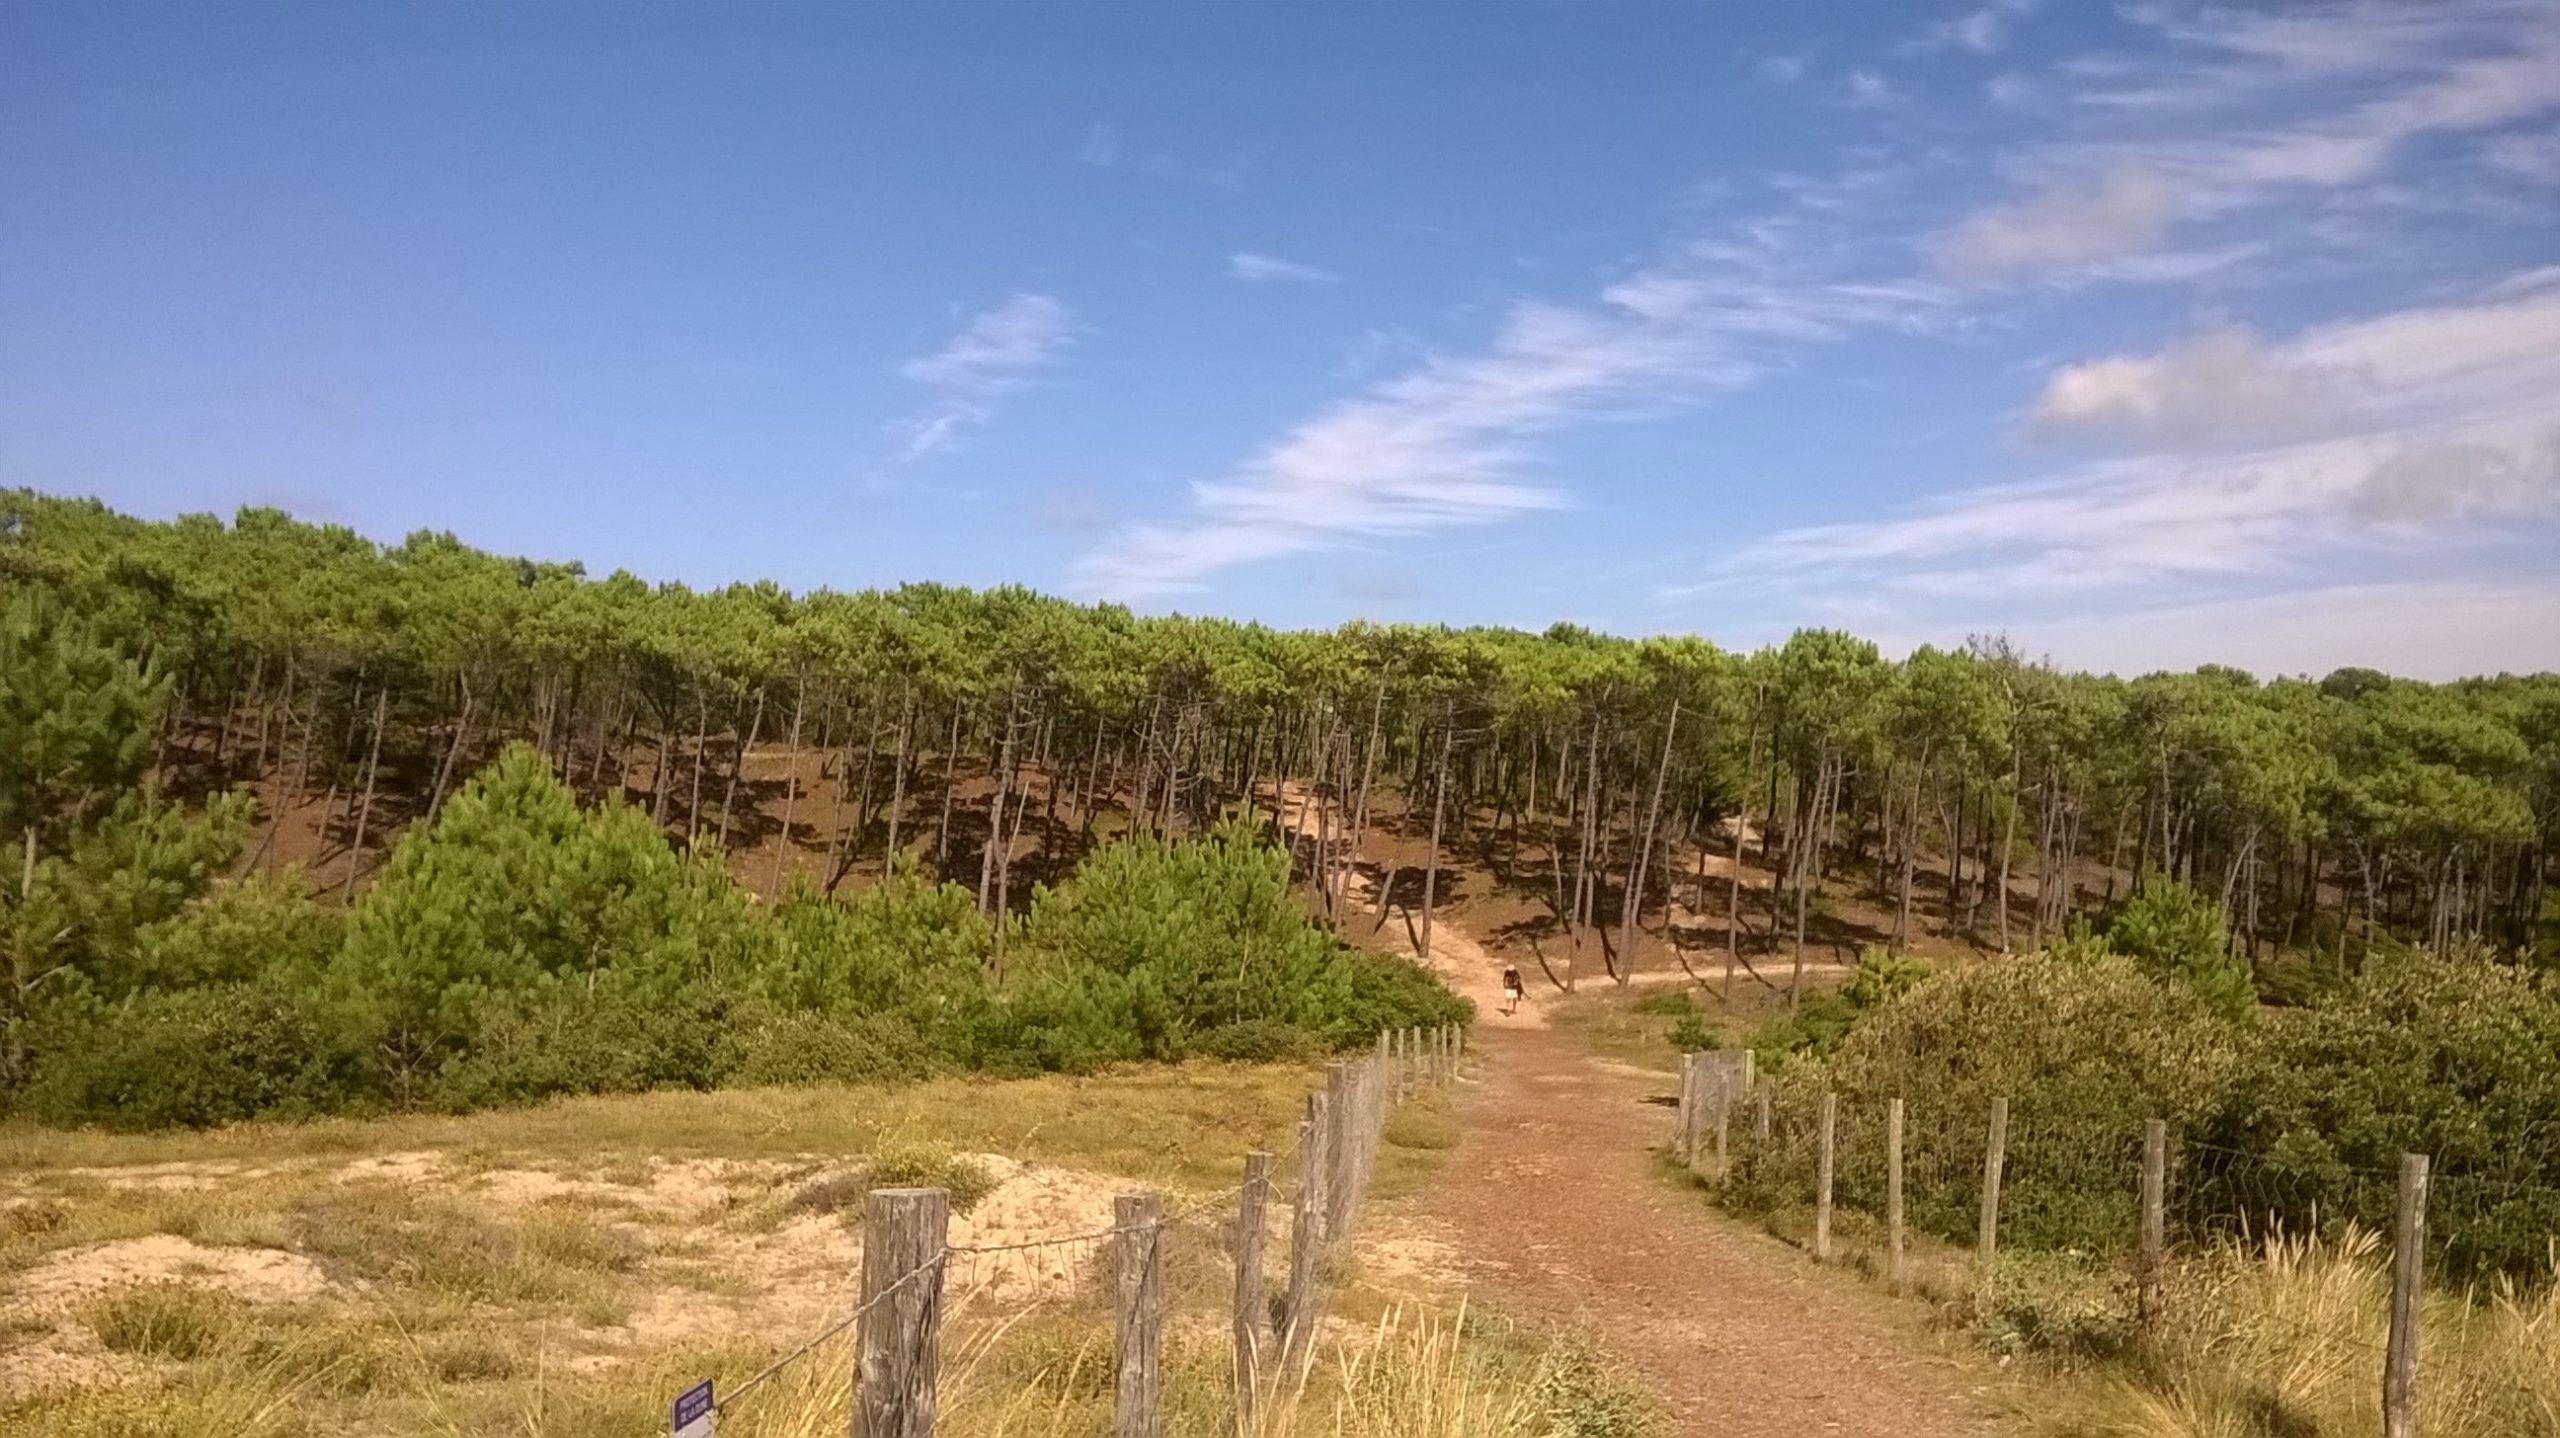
left=2093, top=1226, right=2560, bottom=1438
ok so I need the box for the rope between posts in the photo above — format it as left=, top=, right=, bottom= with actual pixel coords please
left=701, top=1035, right=1452, bottom=1418
left=715, top=1247, right=947, bottom=1412
left=947, top=1218, right=1161, bottom=1256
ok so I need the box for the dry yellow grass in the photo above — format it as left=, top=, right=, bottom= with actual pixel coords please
left=2081, top=1228, right=2560, bottom=1438
left=1, top=1064, right=1632, bottom=1436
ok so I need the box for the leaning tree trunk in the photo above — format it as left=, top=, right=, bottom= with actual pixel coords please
left=1417, top=726, right=1455, bottom=962
left=934, top=705, right=963, bottom=870
left=717, top=686, right=768, bottom=853
left=1618, top=701, right=1680, bottom=987
left=425, top=676, right=477, bottom=823
left=341, top=686, right=388, bottom=902
left=877, top=688, right=915, bottom=884
left=767, top=676, right=808, bottom=897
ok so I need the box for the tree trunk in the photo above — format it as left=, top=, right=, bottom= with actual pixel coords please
left=879, top=688, right=915, bottom=881
left=1618, top=701, right=1680, bottom=987
left=767, top=676, right=808, bottom=896
left=717, top=685, right=767, bottom=852
left=1418, top=726, right=1454, bottom=961
left=977, top=692, right=1021, bottom=916
left=425, top=676, right=477, bottom=822
left=935, top=705, right=963, bottom=870
left=1726, top=699, right=1763, bottom=1000
left=340, top=687, right=388, bottom=902
left=687, top=684, right=711, bottom=841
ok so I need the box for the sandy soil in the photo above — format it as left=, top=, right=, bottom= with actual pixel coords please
left=1420, top=1023, right=2014, bottom=1436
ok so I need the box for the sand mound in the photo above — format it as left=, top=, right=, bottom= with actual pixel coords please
left=12, top=1235, right=332, bottom=1311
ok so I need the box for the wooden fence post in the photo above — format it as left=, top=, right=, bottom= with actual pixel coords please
left=1232, top=1152, right=1270, bottom=1433
left=853, top=1187, right=948, bottom=1438
left=1323, top=1063, right=1355, bottom=1244
left=1814, top=1090, right=1837, bottom=1262
left=1713, top=1067, right=1732, bottom=1179
left=1676, top=1054, right=1703, bottom=1170
left=1978, top=1097, right=2009, bottom=1293
left=1886, top=1096, right=1907, bottom=1290
left=2384, top=1152, right=2430, bottom=1438
left=2138, top=1119, right=2166, bottom=1325
left=1280, top=1097, right=1325, bottom=1375
left=1115, top=1193, right=1164, bottom=1438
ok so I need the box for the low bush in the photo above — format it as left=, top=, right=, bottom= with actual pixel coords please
left=1726, top=952, right=2241, bottom=1252
left=2201, top=945, right=2560, bottom=1279
left=11, top=748, right=1466, bottom=1129
left=19, top=981, right=363, bottom=1129
left=1726, top=937, right=2560, bottom=1282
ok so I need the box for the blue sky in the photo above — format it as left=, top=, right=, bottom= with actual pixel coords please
left=5, top=1, right=2557, bottom=678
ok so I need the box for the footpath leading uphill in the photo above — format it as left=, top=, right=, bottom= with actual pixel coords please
left=1405, top=922, right=2013, bottom=1436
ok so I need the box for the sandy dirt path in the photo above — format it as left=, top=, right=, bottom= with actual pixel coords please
left=1416, top=1024, right=2015, bottom=1437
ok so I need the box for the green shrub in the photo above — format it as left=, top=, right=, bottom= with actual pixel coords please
left=1840, top=946, right=1930, bottom=1009
left=1191, top=1018, right=1317, bottom=1064
left=718, top=1007, right=940, bottom=1087
left=1728, top=953, right=2240, bottom=1252
left=8, top=754, right=1465, bottom=1128
left=19, top=981, right=365, bottom=1128
left=2101, top=881, right=2254, bottom=1019
left=1746, top=993, right=1855, bottom=1074
left=1631, top=989, right=1693, bottom=1018
left=1665, top=1013, right=1714, bottom=1052
left=332, top=745, right=773, bottom=1097
left=2204, top=948, right=2560, bottom=1279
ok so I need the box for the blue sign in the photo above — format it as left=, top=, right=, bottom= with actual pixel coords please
left=672, top=1379, right=714, bottom=1438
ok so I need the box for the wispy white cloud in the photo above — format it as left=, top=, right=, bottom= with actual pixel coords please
left=1758, top=55, right=1806, bottom=85
left=1843, top=70, right=1897, bottom=108
left=1075, top=121, right=1119, bottom=168
left=1077, top=235, right=1939, bottom=599
left=894, top=294, right=1074, bottom=459
left=1075, top=119, right=1247, bottom=188
left=2483, top=130, right=2560, bottom=183
left=1937, top=2, right=2560, bottom=278
left=1700, top=278, right=2560, bottom=613
left=1227, top=251, right=1338, bottom=285
left=1932, top=166, right=2179, bottom=278
left=2030, top=324, right=2352, bottom=448
left=1987, top=579, right=2560, bottom=681
left=1921, top=0, right=2037, bottom=55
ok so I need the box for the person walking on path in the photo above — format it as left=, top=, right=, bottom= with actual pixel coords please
left=1501, top=963, right=1525, bottom=1016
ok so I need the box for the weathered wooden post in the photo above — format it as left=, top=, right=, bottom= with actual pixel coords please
left=1978, top=1097, right=2009, bottom=1294
left=2384, top=1153, right=2429, bottom=1438
left=1231, top=1152, right=1270, bottom=1432
left=1886, top=1096, right=1907, bottom=1289
left=2138, top=1119, right=2166, bottom=1325
left=854, top=1187, right=948, bottom=1438
left=1323, top=1063, right=1355, bottom=1244
left=1676, top=1053, right=1703, bottom=1170
left=1115, top=1193, right=1164, bottom=1438
left=1713, top=1067, right=1732, bottom=1179
left=1280, top=1097, right=1325, bottom=1374
left=1814, top=1090, right=1837, bottom=1262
